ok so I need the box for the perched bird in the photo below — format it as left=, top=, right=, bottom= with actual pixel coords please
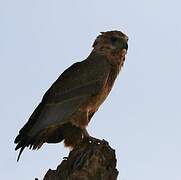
left=15, top=30, right=128, bottom=161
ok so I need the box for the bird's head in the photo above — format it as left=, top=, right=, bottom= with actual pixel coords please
left=92, top=31, right=128, bottom=64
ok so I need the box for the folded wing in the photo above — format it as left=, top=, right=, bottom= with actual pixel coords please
left=15, top=54, right=110, bottom=159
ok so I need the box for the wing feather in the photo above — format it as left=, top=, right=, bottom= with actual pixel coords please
left=15, top=54, right=110, bottom=144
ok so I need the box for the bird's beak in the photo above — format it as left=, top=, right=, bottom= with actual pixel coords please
left=121, top=41, right=128, bottom=55
left=122, top=49, right=127, bottom=55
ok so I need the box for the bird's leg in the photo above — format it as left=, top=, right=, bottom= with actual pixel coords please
left=82, top=129, right=101, bottom=144
left=82, top=128, right=90, bottom=137
left=81, top=110, right=101, bottom=144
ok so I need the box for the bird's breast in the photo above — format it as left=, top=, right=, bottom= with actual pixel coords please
left=86, top=68, right=119, bottom=115
left=71, top=67, right=119, bottom=128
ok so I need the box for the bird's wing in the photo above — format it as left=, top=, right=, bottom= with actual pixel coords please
left=16, top=54, right=111, bottom=139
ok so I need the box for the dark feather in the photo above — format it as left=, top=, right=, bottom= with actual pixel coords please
left=14, top=53, right=111, bottom=160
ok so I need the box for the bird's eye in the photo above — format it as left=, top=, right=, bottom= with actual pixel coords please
left=110, top=37, right=118, bottom=43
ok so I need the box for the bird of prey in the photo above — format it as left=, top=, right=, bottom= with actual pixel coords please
left=15, top=30, right=128, bottom=161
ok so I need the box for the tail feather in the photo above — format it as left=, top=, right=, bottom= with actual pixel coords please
left=17, top=147, right=25, bottom=162
left=15, top=134, right=41, bottom=161
left=15, top=133, right=31, bottom=161
left=14, top=123, right=84, bottom=161
left=14, top=102, right=45, bottom=161
left=14, top=126, right=64, bottom=161
left=14, top=134, right=21, bottom=144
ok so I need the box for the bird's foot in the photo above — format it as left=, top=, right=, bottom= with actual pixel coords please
left=82, top=129, right=102, bottom=145
left=84, top=136, right=102, bottom=145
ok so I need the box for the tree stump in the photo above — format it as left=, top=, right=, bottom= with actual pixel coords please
left=43, top=139, right=118, bottom=180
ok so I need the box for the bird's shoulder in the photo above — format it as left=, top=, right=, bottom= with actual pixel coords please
left=42, top=54, right=111, bottom=103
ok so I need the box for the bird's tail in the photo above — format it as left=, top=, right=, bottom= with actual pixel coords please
left=17, top=147, right=25, bottom=162
left=14, top=134, right=29, bottom=161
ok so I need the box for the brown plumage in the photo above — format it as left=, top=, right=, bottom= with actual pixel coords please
left=14, top=30, right=128, bottom=161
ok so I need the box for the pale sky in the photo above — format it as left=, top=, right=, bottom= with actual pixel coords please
left=1, top=0, right=181, bottom=180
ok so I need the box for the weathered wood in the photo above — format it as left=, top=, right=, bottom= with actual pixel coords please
left=43, top=139, right=118, bottom=180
